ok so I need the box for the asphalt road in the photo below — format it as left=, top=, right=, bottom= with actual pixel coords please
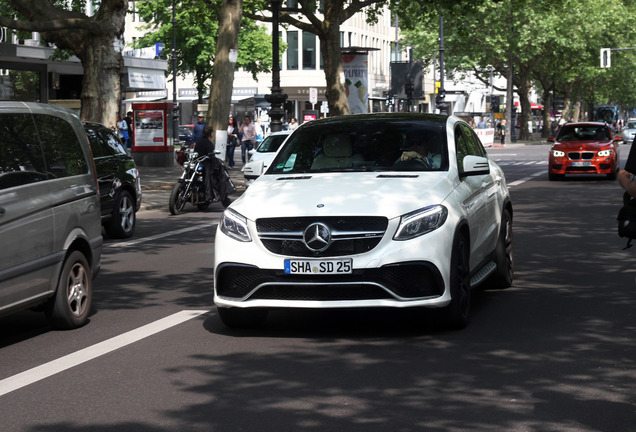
left=0, top=144, right=635, bottom=431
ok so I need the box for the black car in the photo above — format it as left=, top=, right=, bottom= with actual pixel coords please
left=179, top=124, right=195, bottom=147
left=83, top=121, right=142, bottom=238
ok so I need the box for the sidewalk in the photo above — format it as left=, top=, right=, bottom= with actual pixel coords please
left=136, top=161, right=247, bottom=211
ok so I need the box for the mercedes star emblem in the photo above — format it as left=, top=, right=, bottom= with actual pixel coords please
left=303, top=222, right=331, bottom=252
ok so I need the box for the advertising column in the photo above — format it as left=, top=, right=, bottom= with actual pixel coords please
left=131, top=102, right=174, bottom=167
left=343, top=54, right=369, bottom=114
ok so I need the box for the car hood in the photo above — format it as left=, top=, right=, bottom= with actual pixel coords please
left=552, top=140, right=614, bottom=150
left=248, top=152, right=276, bottom=164
left=231, top=172, right=455, bottom=220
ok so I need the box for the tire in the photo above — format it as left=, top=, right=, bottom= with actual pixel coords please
left=217, top=307, right=268, bottom=328
left=548, top=171, right=563, bottom=181
left=169, top=182, right=187, bottom=215
left=45, top=251, right=92, bottom=329
left=487, top=209, right=514, bottom=289
left=444, top=232, right=471, bottom=329
left=104, top=190, right=136, bottom=239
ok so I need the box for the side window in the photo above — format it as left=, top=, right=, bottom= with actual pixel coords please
left=455, top=123, right=486, bottom=175
left=0, top=113, right=48, bottom=190
left=85, top=126, right=111, bottom=158
left=34, top=114, right=88, bottom=178
left=104, top=128, right=127, bottom=155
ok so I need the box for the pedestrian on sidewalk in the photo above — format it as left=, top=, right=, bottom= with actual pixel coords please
left=500, top=119, right=507, bottom=145
left=192, top=113, right=206, bottom=144
left=227, top=116, right=239, bottom=168
left=239, top=115, right=256, bottom=164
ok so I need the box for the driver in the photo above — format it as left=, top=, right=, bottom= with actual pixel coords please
left=398, top=135, right=441, bottom=168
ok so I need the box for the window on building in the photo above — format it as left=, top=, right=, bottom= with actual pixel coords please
left=302, top=31, right=316, bottom=70
left=286, top=31, right=298, bottom=70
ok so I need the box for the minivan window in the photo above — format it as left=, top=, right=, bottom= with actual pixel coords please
left=0, top=113, right=47, bottom=190
left=34, top=114, right=88, bottom=178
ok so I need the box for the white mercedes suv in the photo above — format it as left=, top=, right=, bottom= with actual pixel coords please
left=214, top=113, right=513, bottom=329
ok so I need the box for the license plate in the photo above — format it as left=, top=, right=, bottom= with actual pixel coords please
left=571, top=161, right=591, bottom=167
left=284, top=259, right=352, bottom=274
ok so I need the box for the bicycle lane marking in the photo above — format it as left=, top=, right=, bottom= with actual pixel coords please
left=0, top=310, right=208, bottom=397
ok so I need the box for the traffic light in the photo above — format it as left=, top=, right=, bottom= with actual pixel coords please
left=489, top=95, right=499, bottom=113
left=600, top=48, right=611, bottom=68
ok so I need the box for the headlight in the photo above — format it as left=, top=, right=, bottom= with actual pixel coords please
left=551, top=150, right=565, bottom=157
left=220, top=208, right=252, bottom=242
left=598, top=149, right=613, bottom=157
left=394, top=205, right=448, bottom=241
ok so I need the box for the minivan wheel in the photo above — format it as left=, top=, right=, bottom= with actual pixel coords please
left=217, top=307, right=268, bottom=328
left=444, top=232, right=471, bottom=329
left=105, top=190, right=136, bottom=238
left=46, top=251, right=92, bottom=329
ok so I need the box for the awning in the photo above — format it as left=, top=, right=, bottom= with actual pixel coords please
left=122, top=96, right=166, bottom=104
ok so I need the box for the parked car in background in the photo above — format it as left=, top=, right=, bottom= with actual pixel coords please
left=243, top=130, right=292, bottom=182
left=621, top=120, right=636, bottom=144
left=0, top=102, right=102, bottom=329
left=179, top=124, right=195, bottom=147
left=84, top=121, right=142, bottom=239
left=215, top=113, right=513, bottom=329
left=548, top=121, right=621, bottom=180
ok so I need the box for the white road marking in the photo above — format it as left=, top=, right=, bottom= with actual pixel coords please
left=106, top=223, right=216, bottom=249
left=0, top=310, right=208, bottom=397
left=508, top=170, right=545, bottom=187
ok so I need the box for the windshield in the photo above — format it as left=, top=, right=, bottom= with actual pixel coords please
left=257, top=133, right=288, bottom=153
left=268, top=119, right=448, bottom=174
left=556, top=125, right=610, bottom=141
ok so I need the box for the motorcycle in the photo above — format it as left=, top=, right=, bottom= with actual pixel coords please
left=169, top=148, right=234, bottom=215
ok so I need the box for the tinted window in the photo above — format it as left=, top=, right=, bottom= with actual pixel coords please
left=557, top=125, right=610, bottom=141
left=0, top=113, right=48, bottom=189
left=34, top=114, right=88, bottom=178
left=257, top=134, right=288, bottom=153
left=85, top=124, right=126, bottom=157
left=455, top=123, right=486, bottom=174
left=269, top=120, right=448, bottom=174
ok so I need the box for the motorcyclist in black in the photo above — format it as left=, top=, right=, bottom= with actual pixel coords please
left=194, top=125, right=215, bottom=156
left=193, top=125, right=233, bottom=202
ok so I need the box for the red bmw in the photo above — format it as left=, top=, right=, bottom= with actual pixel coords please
left=548, top=121, right=621, bottom=180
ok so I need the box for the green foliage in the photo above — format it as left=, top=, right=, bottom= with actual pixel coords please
left=397, top=0, right=636, bottom=109
left=134, top=0, right=279, bottom=97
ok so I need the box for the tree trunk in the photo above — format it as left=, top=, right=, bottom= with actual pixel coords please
left=517, top=77, right=531, bottom=141
left=77, top=34, right=123, bottom=127
left=2, top=0, right=127, bottom=127
left=319, top=21, right=349, bottom=117
left=541, top=88, right=552, bottom=138
left=208, top=0, right=243, bottom=137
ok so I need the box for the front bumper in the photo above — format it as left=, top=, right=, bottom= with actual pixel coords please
left=213, top=216, right=454, bottom=309
left=549, top=157, right=615, bottom=175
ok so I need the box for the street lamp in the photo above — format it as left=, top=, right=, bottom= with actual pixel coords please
left=435, top=2, right=448, bottom=115
left=264, top=0, right=288, bottom=133
left=171, top=0, right=179, bottom=142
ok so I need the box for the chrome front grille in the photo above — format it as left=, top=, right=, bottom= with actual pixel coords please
left=256, top=216, right=388, bottom=257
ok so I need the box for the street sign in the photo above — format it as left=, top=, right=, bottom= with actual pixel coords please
left=600, top=48, right=611, bottom=68
left=320, top=101, right=329, bottom=114
left=309, top=87, right=318, bottom=104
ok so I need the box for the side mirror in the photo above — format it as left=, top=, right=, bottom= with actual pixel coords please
left=461, top=155, right=490, bottom=178
left=547, top=136, right=555, bottom=143
left=244, top=160, right=264, bottom=180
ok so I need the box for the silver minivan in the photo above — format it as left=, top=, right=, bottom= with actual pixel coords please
left=0, top=102, right=102, bottom=329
